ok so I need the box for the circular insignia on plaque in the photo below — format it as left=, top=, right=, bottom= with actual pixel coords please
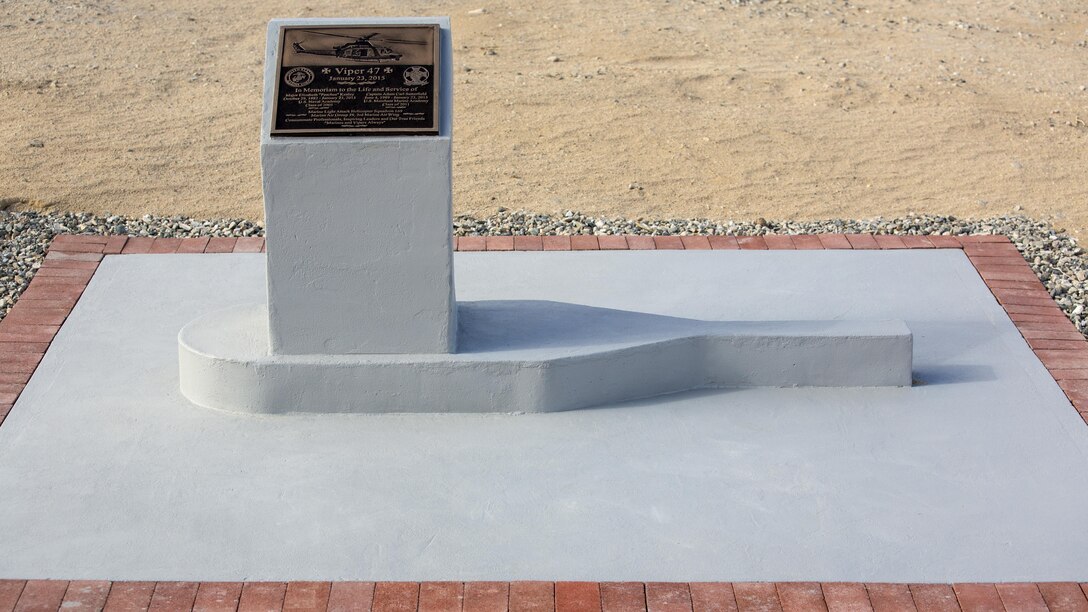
left=284, top=67, right=315, bottom=88
left=403, top=66, right=430, bottom=86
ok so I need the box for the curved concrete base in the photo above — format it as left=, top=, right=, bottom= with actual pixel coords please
left=178, top=301, right=912, bottom=414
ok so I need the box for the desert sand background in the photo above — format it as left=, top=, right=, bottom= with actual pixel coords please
left=1, top=0, right=1086, bottom=234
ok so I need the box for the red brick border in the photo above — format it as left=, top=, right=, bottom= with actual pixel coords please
left=1, top=580, right=1087, bottom=612
left=0, top=233, right=1086, bottom=601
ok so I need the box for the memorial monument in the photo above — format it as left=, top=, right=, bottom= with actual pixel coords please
left=176, top=17, right=913, bottom=414
left=11, top=14, right=1088, bottom=584
left=263, top=20, right=455, bottom=355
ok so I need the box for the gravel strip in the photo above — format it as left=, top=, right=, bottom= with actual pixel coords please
left=1, top=210, right=1084, bottom=338
left=0, top=212, right=261, bottom=317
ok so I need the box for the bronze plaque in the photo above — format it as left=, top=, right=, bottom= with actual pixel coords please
left=271, top=24, right=440, bottom=136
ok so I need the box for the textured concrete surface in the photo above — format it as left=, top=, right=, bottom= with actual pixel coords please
left=1, top=250, right=1087, bottom=581
left=262, top=18, right=457, bottom=354
left=180, top=303, right=911, bottom=414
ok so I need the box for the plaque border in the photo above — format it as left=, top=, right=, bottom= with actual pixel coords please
left=270, top=23, right=441, bottom=137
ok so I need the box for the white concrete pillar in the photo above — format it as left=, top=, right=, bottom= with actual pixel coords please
left=259, top=17, right=456, bottom=354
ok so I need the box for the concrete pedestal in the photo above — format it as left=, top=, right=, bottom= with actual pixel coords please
left=261, top=17, right=456, bottom=354
left=177, top=16, right=916, bottom=414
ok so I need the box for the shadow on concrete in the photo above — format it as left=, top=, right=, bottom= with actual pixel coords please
left=456, top=300, right=701, bottom=351
left=455, top=300, right=907, bottom=353
left=912, top=364, right=998, bottom=386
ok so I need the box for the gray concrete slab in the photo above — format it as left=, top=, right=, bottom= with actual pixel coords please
left=0, top=250, right=1087, bottom=581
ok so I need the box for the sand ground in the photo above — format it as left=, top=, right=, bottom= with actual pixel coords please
left=2, top=0, right=1086, bottom=235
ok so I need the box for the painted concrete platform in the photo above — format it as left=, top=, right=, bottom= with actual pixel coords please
left=1, top=250, right=1087, bottom=581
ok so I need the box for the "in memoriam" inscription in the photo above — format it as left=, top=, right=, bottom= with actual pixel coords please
left=271, top=24, right=440, bottom=136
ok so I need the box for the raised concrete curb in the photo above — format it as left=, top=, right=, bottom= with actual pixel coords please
left=178, top=302, right=912, bottom=414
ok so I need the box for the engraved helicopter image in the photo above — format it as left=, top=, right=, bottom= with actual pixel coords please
left=291, top=30, right=426, bottom=62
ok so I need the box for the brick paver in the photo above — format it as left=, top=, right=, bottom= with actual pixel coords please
left=514, top=236, right=544, bottom=251
left=0, top=582, right=25, bottom=612
left=865, top=584, right=915, bottom=612
left=775, top=582, right=826, bottom=611
left=821, top=583, right=872, bottom=611
left=736, top=236, right=767, bottom=250
left=598, top=236, right=629, bottom=250
left=908, top=584, right=958, bottom=612
left=177, top=238, right=211, bottom=254
left=541, top=236, right=571, bottom=251
left=149, top=238, right=184, bottom=254
left=58, top=581, right=111, bottom=612
left=994, top=583, right=1047, bottom=611
left=283, top=582, right=332, bottom=612
left=239, top=583, right=288, bottom=612
left=732, top=583, right=782, bottom=612
left=464, top=582, right=508, bottom=612
left=192, top=583, right=243, bottom=612
left=1036, top=583, right=1088, bottom=611
left=679, top=236, right=711, bottom=250
left=817, top=234, right=851, bottom=249
left=149, top=582, right=200, bottom=612
left=689, top=584, right=737, bottom=612
left=626, top=235, right=656, bottom=250
left=327, top=583, right=375, bottom=612
left=204, top=237, right=238, bottom=253
left=486, top=236, right=514, bottom=252
left=120, top=237, right=154, bottom=254
left=509, top=582, right=553, bottom=612
left=372, top=584, right=418, bottom=612
left=418, top=583, right=462, bottom=612
left=600, top=583, right=645, bottom=612
left=645, top=584, right=691, bottom=612
left=900, top=235, right=935, bottom=249
left=951, top=584, right=1003, bottom=612
left=457, top=236, right=486, bottom=251
left=873, top=234, right=908, bottom=249
left=571, top=235, right=600, bottom=250
left=555, top=583, right=600, bottom=612
left=13, top=581, right=69, bottom=612
left=233, top=237, right=265, bottom=253
left=843, top=234, right=879, bottom=249
left=103, top=582, right=157, bottom=612
left=791, top=235, right=823, bottom=250
left=707, top=236, right=740, bottom=250
left=653, top=236, right=683, bottom=250
left=762, top=235, right=794, bottom=250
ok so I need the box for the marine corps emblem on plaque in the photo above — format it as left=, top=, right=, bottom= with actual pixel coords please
left=403, top=66, right=429, bottom=86
left=284, top=67, right=315, bottom=88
